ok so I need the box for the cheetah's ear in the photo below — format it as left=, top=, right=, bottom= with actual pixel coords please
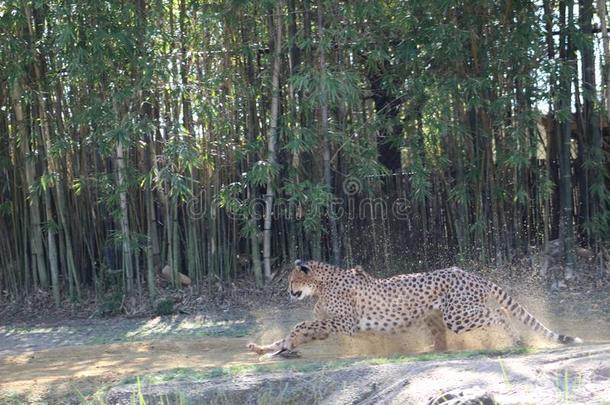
left=294, top=259, right=310, bottom=274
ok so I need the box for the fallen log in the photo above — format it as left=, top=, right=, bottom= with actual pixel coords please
left=161, top=265, right=192, bottom=287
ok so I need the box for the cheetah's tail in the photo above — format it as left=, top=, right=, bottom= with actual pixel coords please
left=491, top=285, right=583, bottom=344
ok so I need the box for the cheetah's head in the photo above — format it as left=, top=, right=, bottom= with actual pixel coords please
left=288, top=259, right=320, bottom=300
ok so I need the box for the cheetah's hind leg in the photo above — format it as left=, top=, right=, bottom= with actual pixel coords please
left=424, top=311, right=448, bottom=351
left=442, top=306, right=523, bottom=347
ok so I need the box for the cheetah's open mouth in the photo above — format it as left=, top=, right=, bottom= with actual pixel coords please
left=289, top=285, right=313, bottom=300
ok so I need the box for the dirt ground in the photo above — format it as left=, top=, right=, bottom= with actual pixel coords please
left=1, top=287, right=610, bottom=404
left=105, top=343, right=610, bottom=405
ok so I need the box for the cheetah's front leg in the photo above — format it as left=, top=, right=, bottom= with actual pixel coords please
left=247, top=318, right=354, bottom=358
left=247, top=339, right=284, bottom=356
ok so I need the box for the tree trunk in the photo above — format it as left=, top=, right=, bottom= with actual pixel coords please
left=10, top=80, right=48, bottom=290
left=113, top=101, right=134, bottom=293
left=317, top=1, right=340, bottom=264
left=598, top=0, right=610, bottom=123
left=543, top=0, right=561, bottom=241
left=240, top=16, right=264, bottom=287
left=263, top=0, right=283, bottom=280
left=25, top=4, right=82, bottom=301
left=558, top=0, right=576, bottom=280
left=580, top=0, right=607, bottom=243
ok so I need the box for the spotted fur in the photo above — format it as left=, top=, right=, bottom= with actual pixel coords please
left=247, top=260, right=582, bottom=356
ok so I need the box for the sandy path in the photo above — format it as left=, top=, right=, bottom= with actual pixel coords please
left=1, top=300, right=609, bottom=404
left=0, top=322, right=514, bottom=403
left=104, top=343, right=610, bottom=405
left=0, top=326, right=598, bottom=403
left=0, top=337, right=255, bottom=401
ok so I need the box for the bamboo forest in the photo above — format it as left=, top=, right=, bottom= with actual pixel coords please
left=0, top=0, right=609, bottom=305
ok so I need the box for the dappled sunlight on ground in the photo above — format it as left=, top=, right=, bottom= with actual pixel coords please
left=1, top=290, right=609, bottom=403
left=0, top=336, right=261, bottom=401
left=121, top=316, right=248, bottom=340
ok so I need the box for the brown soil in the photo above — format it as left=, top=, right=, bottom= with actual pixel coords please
left=1, top=285, right=610, bottom=404
left=1, top=336, right=251, bottom=403
left=106, top=344, right=610, bottom=405
left=108, top=343, right=610, bottom=405
left=0, top=331, right=531, bottom=403
left=2, top=311, right=608, bottom=404
left=0, top=317, right=498, bottom=402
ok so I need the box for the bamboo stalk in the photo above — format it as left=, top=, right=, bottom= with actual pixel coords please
left=263, top=0, right=283, bottom=280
